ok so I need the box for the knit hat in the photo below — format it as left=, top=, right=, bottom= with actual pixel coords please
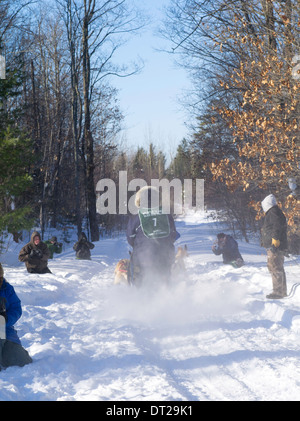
left=261, top=194, right=277, bottom=213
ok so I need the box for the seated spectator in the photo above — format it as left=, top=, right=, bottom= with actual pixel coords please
left=73, top=232, right=94, bottom=260
left=45, top=236, right=63, bottom=259
left=18, top=231, right=51, bottom=274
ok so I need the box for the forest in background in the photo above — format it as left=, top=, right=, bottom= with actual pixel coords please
left=0, top=0, right=299, bottom=253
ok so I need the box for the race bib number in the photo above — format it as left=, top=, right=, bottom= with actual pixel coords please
left=138, top=208, right=170, bottom=239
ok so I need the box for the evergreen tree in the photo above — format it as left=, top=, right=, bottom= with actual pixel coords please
left=170, top=139, right=192, bottom=179
left=0, top=42, right=34, bottom=239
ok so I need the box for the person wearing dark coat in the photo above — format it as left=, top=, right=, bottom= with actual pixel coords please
left=18, top=231, right=51, bottom=274
left=261, top=194, right=288, bottom=299
left=126, top=186, right=178, bottom=286
left=73, top=232, right=94, bottom=260
left=0, top=263, right=32, bottom=368
left=212, top=233, right=244, bottom=268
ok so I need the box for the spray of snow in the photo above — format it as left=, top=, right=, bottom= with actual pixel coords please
left=93, top=275, right=247, bottom=329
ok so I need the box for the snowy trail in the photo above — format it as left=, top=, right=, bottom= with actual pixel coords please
left=0, top=212, right=300, bottom=401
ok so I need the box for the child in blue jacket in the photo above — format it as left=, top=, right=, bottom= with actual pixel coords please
left=0, top=264, right=32, bottom=368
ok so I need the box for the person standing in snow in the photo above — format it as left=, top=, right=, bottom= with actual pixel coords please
left=261, top=194, right=288, bottom=299
left=126, top=186, right=178, bottom=286
left=18, top=231, right=51, bottom=274
left=73, top=232, right=94, bottom=260
left=0, top=263, right=32, bottom=368
left=212, top=233, right=244, bottom=268
left=45, top=236, right=63, bottom=259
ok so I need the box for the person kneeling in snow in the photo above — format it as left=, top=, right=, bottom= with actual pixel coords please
left=0, top=264, right=32, bottom=368
left=73, top=232, right=94, bottom=260
left=212, top=233, right=244, bottom=268
left=45, top=236, right=62, bottom=259
left=19, top=231, right=51, bottom=274
left=126, top=186, right=178, bottom=286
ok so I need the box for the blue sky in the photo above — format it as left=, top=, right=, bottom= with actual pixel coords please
left=113, top=0, right=190, bottom=158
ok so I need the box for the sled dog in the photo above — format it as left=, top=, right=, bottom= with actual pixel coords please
left=114, top=259, right=130, bottom=286
left=172, top=245, right=188, bottom=274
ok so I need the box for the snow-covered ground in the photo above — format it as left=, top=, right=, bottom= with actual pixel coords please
left=0, top=211, right=300, bottom=401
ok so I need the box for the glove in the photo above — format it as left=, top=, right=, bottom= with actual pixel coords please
left=271, top=238, right=280, bottom=248
left=30, top=248, right=43, bottom=259
left=36, top=249, right=43, bottom=258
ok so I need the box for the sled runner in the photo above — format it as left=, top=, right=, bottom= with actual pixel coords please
left=0, top=315, right=5, bottom=340
left=0, top=297, right=6, bottom=339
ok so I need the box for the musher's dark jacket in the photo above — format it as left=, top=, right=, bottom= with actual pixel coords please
left=126, top=211, right=177, bottom=271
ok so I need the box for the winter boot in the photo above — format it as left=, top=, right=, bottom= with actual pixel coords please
left=266, top=292, right=286, bottom=299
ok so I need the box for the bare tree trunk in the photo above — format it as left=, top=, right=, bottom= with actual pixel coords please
left=82, top=0, right=99, bottom=241
left=67, top=0, right=82, bottom=237
left=31, top=60, right=45, bottom=236
left=261, top=0, right=277, bottom=52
